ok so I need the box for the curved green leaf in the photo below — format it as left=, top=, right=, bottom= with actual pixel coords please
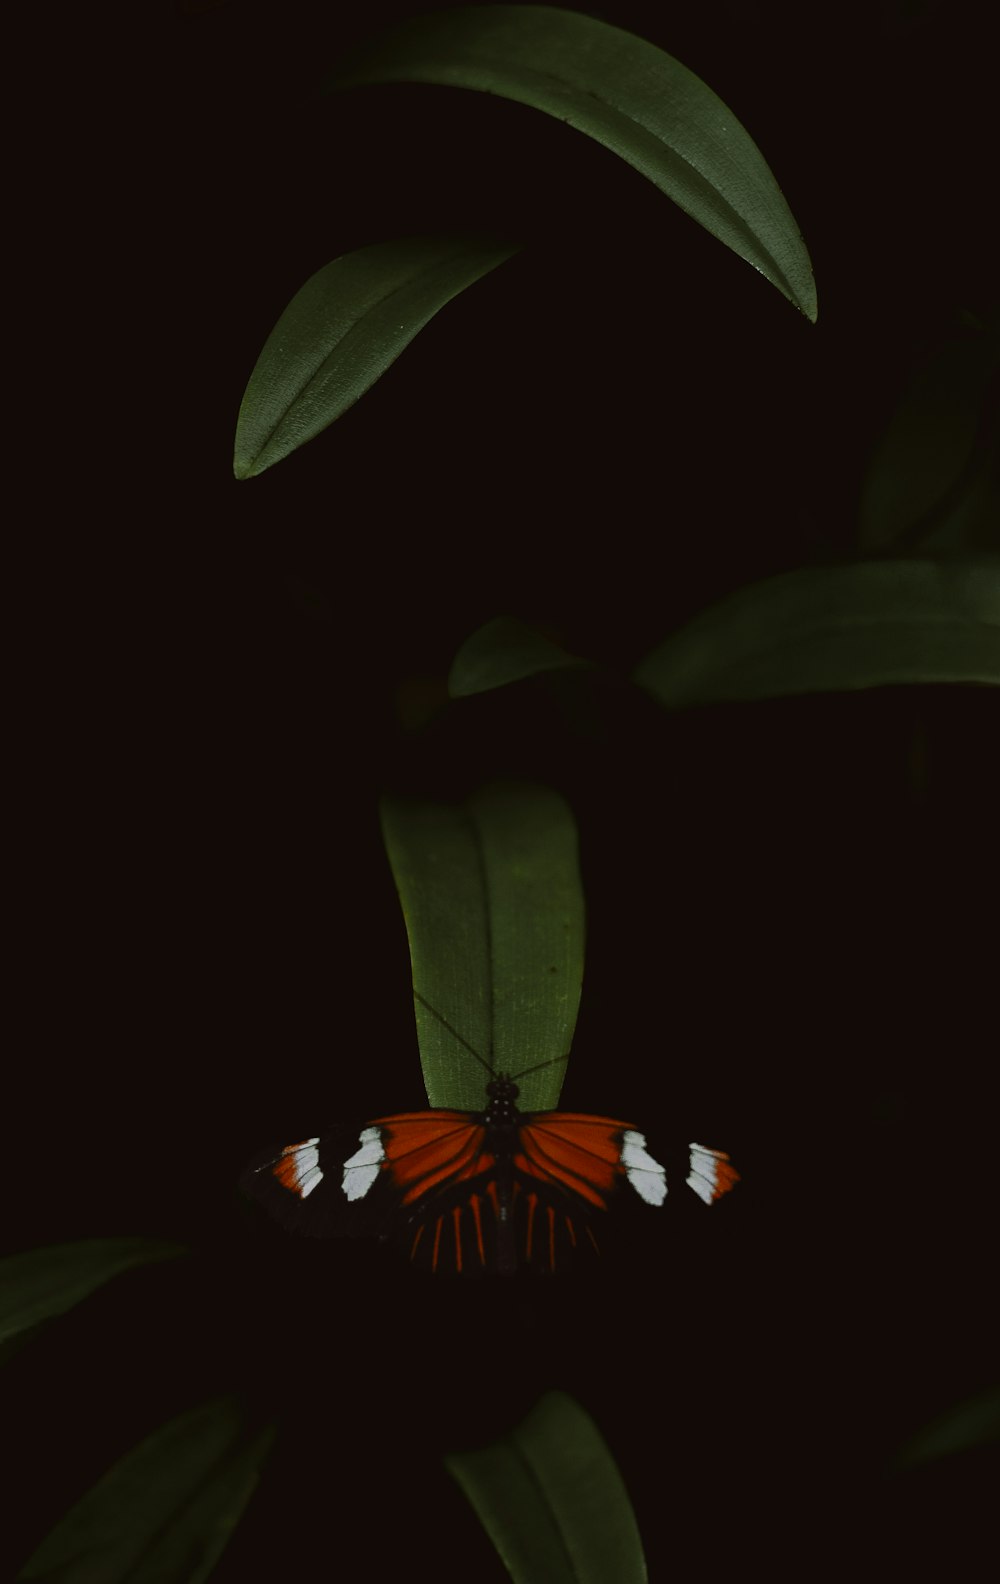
left=0, top=1239, right=183, bottom=1349
left=330, top=5, right=816, bottom=319
left=19, top=1400, right=274, bottom=1584
left=234, top=235, right=518, bottom=478
left=380, top=784, right=584, bottom=1110
left=896, top=1384, right=1000, bottom=1467
left=449, top=616, right=588, bottom=697
left=446, top=1391, right=647, bottom=1584
left=635, top=558, right=1000, bottom=708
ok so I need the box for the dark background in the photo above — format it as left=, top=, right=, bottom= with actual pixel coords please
left=11, top=0, right=997, bottom=1578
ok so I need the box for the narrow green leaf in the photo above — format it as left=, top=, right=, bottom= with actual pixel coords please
left=446, top=1391, right=647, bottom=1584
left=858, top=322, right=999, bottom=551
left=330, top=5, right=816, bottom=319
left=635, top=558, right=1000, bottom=708
left=0, top=1239, right=184, bottom=1348
left=19, top=1401, right=274, bottom=1584
left=380, top=784, right=584, bottom=1110
left=896, top=1384, right=1000, bottom=1467
left=449, top=616, right=588, bottom=697
left=234, top=235, right=519, bottom=478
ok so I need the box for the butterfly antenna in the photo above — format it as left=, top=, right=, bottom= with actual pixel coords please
left=510, top=1052, right=571, bottom=1082
left=413, top=990, right=494, bottom=1075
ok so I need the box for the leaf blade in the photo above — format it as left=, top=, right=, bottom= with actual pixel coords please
left=446, top=1391, right=647, bottom=1584
left=635, top=559, right=1000, bottom=708
left=19, top=1400, right=274, bottom=1584
left=0, top=1239, right=184, bottom=1348
left=330, top=5, right=816, bottom=319
left=858, top=320, right=999, bottom=552
left=234, top=235, right=519, bottom=478
left=449, top=616, right=588, bottom=697
left=896, top=1384, right=1000, bottom=1467
left=380, top=784, right=585, bottom=1110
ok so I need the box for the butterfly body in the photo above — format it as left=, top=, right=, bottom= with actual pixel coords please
left=243, top=1068, right=738, bottom=1274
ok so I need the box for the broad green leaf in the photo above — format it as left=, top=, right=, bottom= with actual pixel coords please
left=635, top=558, right=1000, bottom=708
left=445, top=1391, right=647, bottom=1584
left=896, top=1384, right=1000, bottom=1467
left=234, top=236, right=518, bottom=478
left=380, top=784, right=584, bottom=1110
left=449, top=616, right=588, bottom=697
left=19, top=1401, right=275, bottom=1584
left=330, top=5, right=816, bottom=320
left=858, top=320, right=999, bottom=551
left=0, top=1239, right=183, bottom=1348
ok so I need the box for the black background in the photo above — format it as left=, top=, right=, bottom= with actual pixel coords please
left=10, top=1, right=998, bottom=1578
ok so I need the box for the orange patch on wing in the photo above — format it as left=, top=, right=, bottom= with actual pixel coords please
left=410, top=1223, right=425, bottom=1261
left=517, top=1123, right=618, bottom=1208
left=469, top=1194, right=485, bottom=1265
left=524, top=1192, right=538, bottom=1260
left=431, top=1216, right=443, bottom=1273
left=533, top=1113, right=633, bottom=1144
left=452, top=1205, right=463, bottom=1273
left=378, top=1119, right=489, bottom=1205
left=710, top=1154, right=740, bottom=1199
left=274, top=1143, right=309, bottom=1195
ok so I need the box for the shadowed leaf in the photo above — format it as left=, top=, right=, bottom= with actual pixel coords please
left=380, top=784, right=584, bottom=1110
left=896, top=1384, right=1000, bottom=1467
left=234, top=236, right=518, bottom=478
left=635, top=559, right=1000, bottom=707
left=858, top=320, right=999, bottom=552
left=19, top=1400, right=274, bottom=1584
left=0, top=1240, right=184, bottom=1349
left=449, top=617, right=588, bottom=697
left=446, top=1391, right=647, bottom=1584
left=330, top=5, right=816, bottom=319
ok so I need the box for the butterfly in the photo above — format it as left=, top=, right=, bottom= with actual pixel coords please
left=241, top=994, right=739, bottom=1273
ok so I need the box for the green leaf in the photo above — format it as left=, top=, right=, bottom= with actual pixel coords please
left=380, top=784, right=584, bottom=1110
left=449, top=616, right=588, bottom=697
left=0, top=1239, right=184, bottom=1349
left=234, top=235, right=519, bottom=478
left=445, top=1391, right=647, bottom=1584
left=858, top=319, right=999, bottom=552
left=19, top=1400, right=274, bottom=1584
left=634, top=558, right=1000, bottom=708
left=896, top=1384, right=1000, bottom=1467
left=329, top=5, right=816, bottom=320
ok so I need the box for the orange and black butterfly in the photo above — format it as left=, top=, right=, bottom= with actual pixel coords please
left=241, top=996, right=739, bottom=1273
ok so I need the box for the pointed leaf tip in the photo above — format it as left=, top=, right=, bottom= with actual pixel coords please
left=233, top=235, right=519, bottom=477
left=329, top=5, right=816, bottom=319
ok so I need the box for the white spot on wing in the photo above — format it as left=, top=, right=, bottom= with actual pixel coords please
left=686, top=1143, right=718, bottom=1204
left=342, top=1125, right=384, bottom=1201
left=621, top=1129, right=667, bottom=1206
left=284, top=1139, right=323, bottom=1197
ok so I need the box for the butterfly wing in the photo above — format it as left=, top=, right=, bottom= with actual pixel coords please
left=507, top=1114, right=740, bottom=1270
left=242, top=1112, right=739, bottom=1273
left=241, top=1111, right=499, bottom=1269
